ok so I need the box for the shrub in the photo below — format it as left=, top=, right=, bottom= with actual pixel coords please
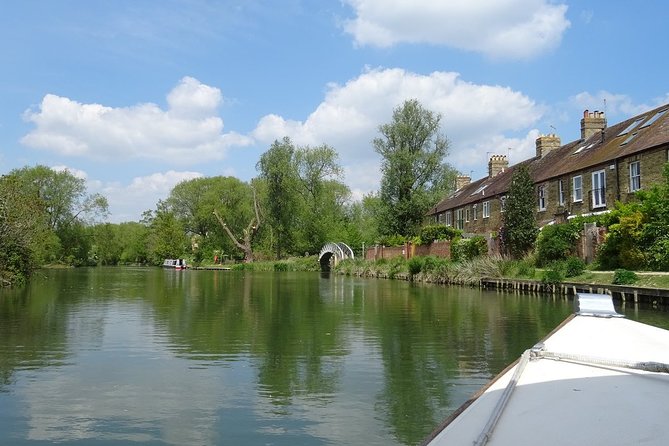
left=542, top=267, right=564, bottom=287
left=378, top=234, right=406, bottom=247
left=536, top=223, right=581, bottom=266
left=407, top=256, right=424, bottom=277
left=612, top=269, right=638, bottom=285
left=419, top=224, right=461, bottom=243
left=508, top=258, right=536, bottom=279
left=421, top=255, right=442, bottom=273
left=452, top=236, right=488, bottom=262
left=564, top=256, right=586, bottom=278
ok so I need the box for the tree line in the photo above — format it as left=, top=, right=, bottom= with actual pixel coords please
left=1, top=99, right=457, bottom=285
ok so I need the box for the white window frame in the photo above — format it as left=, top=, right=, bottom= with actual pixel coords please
left=445, top=212, right=452, bottom=227
left=629, top=161, right=641, bottom=192
left=538, top=185, right=546, bottom=211
left=455, top=209, right=464, bottom=230
left=465, top=207, right=470, bottom=222
left=558, top=179, right=565, bottom=206
left=483, top=201, right=491, bottom=218
left=572, top=175, right=583, bottom=202
left=500, top=196, right=507, bottom=213
left=472, top=204, right=477, bottom=221
left=592, top=169, right=606, bottom=208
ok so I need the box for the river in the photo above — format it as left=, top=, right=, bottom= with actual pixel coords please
left=0, top=267, right=666, bottom=445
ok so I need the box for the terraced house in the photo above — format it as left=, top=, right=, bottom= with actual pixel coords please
left=427, top=103, right=669, bottom=234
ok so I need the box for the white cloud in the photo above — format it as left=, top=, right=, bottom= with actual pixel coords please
left=96, top=170, right=204, bottom=222
left=569, top=91, right=663, bottom=118
left=253, top=67, right=542, bottom=195
left=21, top=77, right=252, bottom=164
left=342, top=0, right=570, bottom=59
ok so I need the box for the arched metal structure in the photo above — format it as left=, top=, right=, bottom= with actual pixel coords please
left=319, top=242, right=355, bottom=271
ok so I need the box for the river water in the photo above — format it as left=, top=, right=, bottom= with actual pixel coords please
left=0, top=267, right=666, bottom=445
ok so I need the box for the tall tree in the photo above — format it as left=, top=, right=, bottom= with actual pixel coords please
left=143, top=203, right=189, bottom=264
left=0, top=174, right=49, bottom=285
left=502, top=164, right=538, bottom=258
left=374, top=99, right=455, bottom=237
left=166, top=176, right=255, bottom=260
left=294, top=144, right=350, bottom=254
left=10, top=165, right=108, bottom=231
left=257, top=138, right=300, bottom=258
left=6, top=165, right=108, bottom=266
left=213, top=185, right=261, bottom=263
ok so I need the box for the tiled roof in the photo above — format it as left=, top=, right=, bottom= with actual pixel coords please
left=428, top=103, right=669, bottom=215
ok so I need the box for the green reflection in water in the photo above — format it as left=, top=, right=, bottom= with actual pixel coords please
left=0, top=268, right=666, bottom=445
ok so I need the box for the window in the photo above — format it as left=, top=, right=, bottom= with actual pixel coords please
left=558, top=179, right=565, bottom=206
left=500, top=196, right=507, bottom=213
left=472, top=204, right=477, bottom=221
left=465, top=207, right=470, bottom=222
left=445, top=212, right=452, bottom=227
left=538, top=185, right=546, bottom=211
left=592, top=170, right=606, bottom=208
left=455, top=209, right=464, bottom=230
left=572, top=175, right=583, bottom=202
left=640, top=109, right=667, bottom=129
left=617, top=118, right=643, bottom=136
left=483, top=201, right=491, bottom=218
left=629, top=161, right=641, bottom=192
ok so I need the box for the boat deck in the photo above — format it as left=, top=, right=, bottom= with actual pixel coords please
left=425, top=306, right=669, bottom=445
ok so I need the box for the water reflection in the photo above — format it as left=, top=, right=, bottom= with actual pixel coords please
left=3, top=268, right=663, bottom=445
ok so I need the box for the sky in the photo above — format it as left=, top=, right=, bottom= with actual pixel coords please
left=2, top=1, right=668, bottom=223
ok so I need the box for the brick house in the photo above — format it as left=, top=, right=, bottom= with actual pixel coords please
left=427, top=104, right=669, bottom=234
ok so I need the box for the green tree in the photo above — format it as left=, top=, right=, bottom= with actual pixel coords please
left=256, top=138, right=301, bottom=258
left=502, top=164, right=538, bottom=258
left=294, top=144, right=350, bottom=254
left=143, top=203, right=189, bottom=264
left=166, top=176, right=255, bottom=261
left=0, top=174, right=50, bottom=285
left=374, top=99, right=455, bottom=237
left=8, top=165, right=108, bottom=265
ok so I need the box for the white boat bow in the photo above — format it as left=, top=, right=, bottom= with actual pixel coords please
left=423, top=293, right=669, bottom=446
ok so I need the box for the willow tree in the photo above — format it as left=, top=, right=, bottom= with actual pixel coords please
left=374, top=99, right=455, bottom=237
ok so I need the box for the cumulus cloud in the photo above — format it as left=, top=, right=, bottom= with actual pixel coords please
left=342, top=0, right=570, bottom=59
left=253, top=67, right=542, bottom=193
left=569, top=91, right=666, bottom=118
left=96, top=170, right=204, bottom=222
left=21, top=77, right=252, bottom=164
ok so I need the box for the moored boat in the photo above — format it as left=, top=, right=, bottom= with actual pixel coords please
left=162, top=258, right=187, bottom=269
left=422, top=293, right=669, bottom=446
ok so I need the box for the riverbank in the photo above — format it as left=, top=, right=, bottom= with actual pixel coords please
left=334, top=257, right=669, bottom=307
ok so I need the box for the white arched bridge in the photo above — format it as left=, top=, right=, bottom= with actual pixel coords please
left=319, top=242, right=355, bottom=271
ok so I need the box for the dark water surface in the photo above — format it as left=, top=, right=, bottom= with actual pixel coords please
left=0, top=267, right=666, bottom=445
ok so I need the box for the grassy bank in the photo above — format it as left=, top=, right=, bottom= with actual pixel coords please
left=334, top=256, right=669, bottom=290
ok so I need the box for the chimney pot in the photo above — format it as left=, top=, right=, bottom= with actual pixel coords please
left=581, top=109, right=607, bottom=140
left=488, top=155, right=509, bottom=178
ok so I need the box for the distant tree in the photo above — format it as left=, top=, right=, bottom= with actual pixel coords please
left=143, top=203, right=189, bottom=264
left=502, top=164, right=538, bottom=258
left=0, top=174, right=49, bottom=285
left=8, top=165, right=108, bottom=265
left=166, top=176, right=255, bottom=261
left=10, top=165, right=108, bottom=231
left=257, top=137, right=300, bottom=258
left=213, top=185, right=261, bottom=263
left=294, top=144, right=350, bottom=254
left=374, top=99, right=455, bottom=237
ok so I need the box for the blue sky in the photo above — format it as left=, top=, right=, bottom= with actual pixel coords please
left=2, top=1, right=668, bottom=222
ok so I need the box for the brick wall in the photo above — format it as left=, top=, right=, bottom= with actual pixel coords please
left=365, top=241, right=452, bottom=260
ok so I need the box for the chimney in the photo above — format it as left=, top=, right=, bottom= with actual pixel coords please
left=535, top=134, right=561, bottom=158
left=581, top=109, right=607, bottom=141
left=455, top=175, right=471, bottom=190
left=488, top=155, right=508, bottom=178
